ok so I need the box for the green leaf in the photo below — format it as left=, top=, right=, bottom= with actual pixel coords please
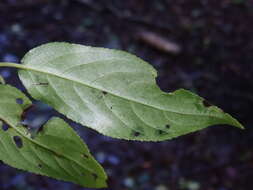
left=0, top=75, right=5, bottom=84
left=0, top=84, right=107, bottom=188
left=18, top=42, right=243, bottom=141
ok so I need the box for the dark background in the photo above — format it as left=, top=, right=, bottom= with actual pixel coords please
left=0, top=0, right=253, bottom=190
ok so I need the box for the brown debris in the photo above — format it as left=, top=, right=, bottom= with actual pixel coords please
left=137, top=31, right=181, bottom=54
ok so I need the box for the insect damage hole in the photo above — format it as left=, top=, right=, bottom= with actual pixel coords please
left=2, top=123, right=9, bottom=131
left=165, top=124, right=170, bottom=129
left=133, top=131, right=141, bottom=137
left=102, top=91, right=108, bottom=95
left=82, top=153, right=89, bottom=159
left=13, top=136, right=23, bottom=148
left=158, top=130, right=167, bottom=135
left=16, top=98, right=23, bottom=105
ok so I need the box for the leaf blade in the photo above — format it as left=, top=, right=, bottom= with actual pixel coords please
left=0, top=84, right=107, bottom=188
left=19, top=42, right=243, bottom=141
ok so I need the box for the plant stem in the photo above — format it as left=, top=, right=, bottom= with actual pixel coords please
left=0, top=62, right=26, bottom=70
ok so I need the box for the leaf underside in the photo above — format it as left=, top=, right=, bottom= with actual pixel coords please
left=19, top=42, right=243, bottom=141
left=0, top=84, right=107, bottom=188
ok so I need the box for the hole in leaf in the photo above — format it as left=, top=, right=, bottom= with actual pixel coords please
left=165, top=125, right=170, bottom=129
left=133, top=131, right=140, bottom=137
left=2, top=123, right=9, bottom=131
left=82, top=154, right=89, bottom=159
left=102, top=91, right=108, bottom=95
left=203, top=100, right=212, bottom=107
left=16, top=98, right=23, bottom=105
left=13, top=136, right=23, bottom=148
left=158, top=130, right=166, bottom=135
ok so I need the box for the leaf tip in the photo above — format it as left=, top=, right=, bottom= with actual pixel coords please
left=224, top=113, right=244, bottom=130
left=232, top=118, right=244, bottom=130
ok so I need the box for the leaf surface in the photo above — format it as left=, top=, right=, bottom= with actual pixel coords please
left=19, top=42, right=243, bottom=141
left=0, top=84, right=107, bottom=188
left=0, top=75, right=5, bottom=84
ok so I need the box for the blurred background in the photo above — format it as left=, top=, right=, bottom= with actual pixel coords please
left=0, top=0, right=253, bottom=190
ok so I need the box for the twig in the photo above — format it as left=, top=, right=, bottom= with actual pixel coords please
left=137, top=30, right=181, bottom=54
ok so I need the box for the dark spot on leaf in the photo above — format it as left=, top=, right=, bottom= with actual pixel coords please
left=203, top=100, right=212, bottom=107
left=158, top=130, right=166, bottom=135
left=16, top=98, right=23, bottom=105
left=54, top=151, right=61, bottom=157
left=133, top=131, right=140, bottom=137
left=38, top=164, right=42, bottom=168
left=82, top=154, right=89, bottom=159
left=35, top=82, right=49, bottom=86
left=102, top=91, right=108, bottom=95
left=110, top=106, right=112, bottom=109
left=2, top=123, right=9, bottom=131
left=92, top=173, right=98, bottom=180
left=13, top=136, right=23, bottom=148
left=165, top=125, right=170, bottom=129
